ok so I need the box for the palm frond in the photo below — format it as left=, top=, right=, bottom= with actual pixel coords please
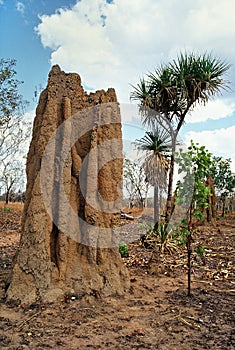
left=170, top=52, right=231, bottom=108
left=130, top=78, right=154, bottom=108
left=134, top=127, right=172, bottom=188
left=135, top=127, right=172, bottom=156
left=130, top=51, right=231, bottom=128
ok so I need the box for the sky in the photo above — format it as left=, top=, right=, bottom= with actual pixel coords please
left=0, top=0, right=235, bottom=170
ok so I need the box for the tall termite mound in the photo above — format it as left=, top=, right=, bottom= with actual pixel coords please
left=6, top=65, right=129, bottom=304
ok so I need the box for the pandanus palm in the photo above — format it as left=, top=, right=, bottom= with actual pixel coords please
left=131, top=52, right=230, bottom=222
left=135, top=126, right=172, bottom=226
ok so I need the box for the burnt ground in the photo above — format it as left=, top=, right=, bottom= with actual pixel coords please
left=0, top=204, right=234, bottom=350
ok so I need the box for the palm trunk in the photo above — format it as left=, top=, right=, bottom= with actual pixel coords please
left=165, top=113, right=186, bottom=224
left=165, top=152, right=175, bottom=223
left=144, top=183, right=149, bottom=208
left=154, top=184, right=159, bottom=229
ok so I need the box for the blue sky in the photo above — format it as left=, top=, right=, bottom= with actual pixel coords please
left=1, top=0, right=235, bottom=169
left=0, top=1, right=72, bottom=103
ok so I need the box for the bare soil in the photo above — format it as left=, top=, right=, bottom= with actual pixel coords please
left=0, top=203, right=234, bottom=349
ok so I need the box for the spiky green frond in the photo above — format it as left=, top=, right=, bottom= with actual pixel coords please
left=135, top=127, right=172, bottom=157
left=134, top=127, right=172, bottom=187
left=170, top=52, right=231, bottom=106
left=131, top=52, right=231, bottom=125
left=130, top=78, right=154, bottom=108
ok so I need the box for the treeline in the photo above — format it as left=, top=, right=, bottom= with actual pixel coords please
left=0, top=190, right=25, bottom=203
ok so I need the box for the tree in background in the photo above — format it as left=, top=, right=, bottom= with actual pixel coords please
left=0, top=59, right=26, bottom=125
left=0, top=160, right=25, bottom=204
left=0, top=59, right=30, bottom=201
left=0, top=116, right=30, bottom=203
left=134, top=126, right=172, bottom=226
left=210, top=157, right=235, bottom=217
left=131, top=52, right=230, bottom=223
left=123, top=157, right=149, bottom=208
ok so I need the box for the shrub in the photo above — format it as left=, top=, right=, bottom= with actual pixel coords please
left=119, top=242, right=129, bottom=257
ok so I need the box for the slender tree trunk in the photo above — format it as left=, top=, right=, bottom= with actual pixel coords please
left=165, top=152, right=175, bottom=223
left=137, top=188, right=144, bottom=209
left=187, top=233, right=192, bottom=297
left=5, top=191, right=9, bottom=205
left=211, top=181, right=217, bottom=220
left=165, top=113, right=187, bottom=224
left=159, top=188, right=163, bottom=217
left=5, top=180, right=15, bottom=205
left=206, top=176, right=216, bottom=223
left=186, top=203, right=193, bottom=297
left=222, top=198, right=226, bottom=217
left=154, top=184, right=159, bottom=229
left=144, top=183, right=149, bottom=208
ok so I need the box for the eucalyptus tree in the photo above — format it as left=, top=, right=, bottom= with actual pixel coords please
left=0, top=159, right=25, bottom=204
left=123, top=157, right=149, bottom=208
left=0, top=58, right=26, bottom=126
left=210, top=157, right=235, bottom=216
left=0, top=59, right=30, bottom=201
left=131, top=52, right=230, bottom=223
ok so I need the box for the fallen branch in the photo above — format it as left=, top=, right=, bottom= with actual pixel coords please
left=121, top=213, right=134, bottom=220
left=192, top=280, right=235, bottom=293
left=6, top=311, right=42, bottom=331
left=192, top=279, right=213, bottom=285
left=214, top=289, right=235, bottom=294
left=177, top=315, right=201, bottom=330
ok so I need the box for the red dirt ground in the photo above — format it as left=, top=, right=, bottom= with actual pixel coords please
left=0, top=203, right=234, bottom=349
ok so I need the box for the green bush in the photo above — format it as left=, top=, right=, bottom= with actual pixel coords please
left=119, top=242, right=129, bottom=257
left=1, top=206, right=12, bottom=212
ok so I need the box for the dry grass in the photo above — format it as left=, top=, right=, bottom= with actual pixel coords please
left=0, top=201, right=24, bottom=213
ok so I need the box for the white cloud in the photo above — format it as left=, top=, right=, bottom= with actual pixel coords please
left=0, top=1, right=4, bottom=6
left=16, top=1, right=25, bottom=14
left=186, top=99, right=235, bottom=123
left=186, top=0, right=235, bottom=55
left=24, top=109, right=35, bottom=123
left=35, top=0, right=235, bottom=104
left=184, top=126, right=235, bottom=171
